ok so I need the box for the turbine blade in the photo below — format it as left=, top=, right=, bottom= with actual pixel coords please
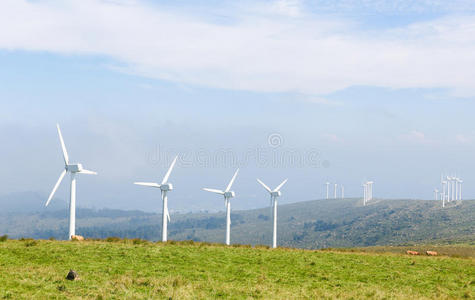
left=56, top=124, right=70, bottom=165
left=225, top=169, right=239, bottom=192
left=203, top=188, right=225, bottom=195
left=166, top=208, right=171, bottom=222
left=162, top=156, right=178, bottom=184
left=45, top=169, right=67, bottom=207
left=274, top=179, right=288, bottom=192
left=134, top=182, right=161, bottom=188
left=257, top=179, right=272, bottom=193
left=79, top=169, right=97, bottom=175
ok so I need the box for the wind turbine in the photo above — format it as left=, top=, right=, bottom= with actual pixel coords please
left=341, top=185, right=345, bottom=199
left=325, top=182, right=330, bottom=199
left=458, top=179, right=463, bottom=200
left=45, top=124, right=97, bottom=240
left=452, top=176, right=457, bottom=200
left=362, top=183, right=367, bottom=206
left=256, top=178, right=288, bottom=248
left=446, top=176, right=451, bottom=202
left=334, top=183, right=338, bottom=199
left=442, top=180, right=447, bottom=206
left=203, top=169, right=239, bottom=245
left=434, top=189, right=439, bottom=201
left=134, top=156, right=178, bottom=242
left=367, top=181, right=374, bottom=202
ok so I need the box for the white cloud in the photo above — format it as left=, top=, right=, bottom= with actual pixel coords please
left=455, top=133, right=472, bottom=144
left=401, top=130, right=430, bottom=144
left=306, top=97, right=343, bottom=106
left=271, top=0, right=302, bottom=17
left=1, top=0, right=475, bottom=96
left=322, top=133, right=344, bottom=143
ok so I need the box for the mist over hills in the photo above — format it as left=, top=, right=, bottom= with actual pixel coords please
left=0, top=192, right=68, bottom=214
left=1, top=194, right=473, bottom=248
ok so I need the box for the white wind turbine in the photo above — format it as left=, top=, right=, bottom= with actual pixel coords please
left=458, top=178, right=463, bottom=200
left=325, top=182, right=330, bottom=199
left=257, top=178, right=288, bottom=248
left=362, top=183, right=367, bottom=206
left=134, top=156, right=178, bottom=242
left=45, top=124, right=97, bottom=240
left=203, top=169, right=239, bottom=246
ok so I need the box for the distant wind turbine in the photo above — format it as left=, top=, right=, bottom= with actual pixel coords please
left=325, top=182, right=330, bottom=199
left=362, top=183, right=367, bottom=206
left=134, top=156, right=178, bottom=242
left=45, top=124, right=97, bottom=240
left=334, top=183, right=338, bottom=199
left=257, top=178, right=288, bottom=248
left=203, top=169, right=239, bottom=245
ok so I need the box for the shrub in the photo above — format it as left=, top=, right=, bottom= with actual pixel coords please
left=25, top=240, right=38, bottom=247
left=105, top=237, right=121, bottom=243
left=132, top=238, right=148, bottom=245
left=0, top=235, right=8, bottom=242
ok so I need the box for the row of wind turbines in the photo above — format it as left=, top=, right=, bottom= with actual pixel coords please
left=45, top=125, right=462, bottom=246
left=46, top=125, right=287, bottom=247
left=325, top=182, right=344, bottom=199
left=434, top=175, right=463, bottom=208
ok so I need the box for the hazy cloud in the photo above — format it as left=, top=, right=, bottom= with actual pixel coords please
left=1, top=0, right=475, bottom=96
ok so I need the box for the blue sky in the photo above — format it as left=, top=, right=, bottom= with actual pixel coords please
left=1, top=0, right=475, bottom=212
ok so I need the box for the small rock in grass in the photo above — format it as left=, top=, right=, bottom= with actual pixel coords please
left=66, top=269, right=80, bottom=281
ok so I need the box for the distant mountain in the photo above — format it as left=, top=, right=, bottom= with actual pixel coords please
left=1, top=198, right=473, bottom=248
left=0, top=191, right=67, bottom=214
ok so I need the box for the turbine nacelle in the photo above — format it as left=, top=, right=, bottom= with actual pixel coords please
left=271, top=191, right=281, bottom=198
left=224, top=191, right=235, bottom=199
left=160, top=183, right=173, bottom=192
left=66, top=164, right=83, bottom=173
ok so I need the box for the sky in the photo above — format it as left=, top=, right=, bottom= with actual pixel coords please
left=1, top=0, right=475, bottom=212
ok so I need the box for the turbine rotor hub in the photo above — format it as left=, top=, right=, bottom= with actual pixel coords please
left=160, top=183, right=173, bottom=191
left=224, top=191, right=235, bottom=198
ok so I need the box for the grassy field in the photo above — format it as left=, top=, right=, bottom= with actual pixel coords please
left=0, top=239, right=473, bottom=299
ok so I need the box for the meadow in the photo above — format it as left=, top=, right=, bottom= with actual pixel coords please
left=0, top=239, right=473, bottom=299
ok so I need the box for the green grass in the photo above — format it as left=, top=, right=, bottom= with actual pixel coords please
left=0, top=240, right=473, bottom=299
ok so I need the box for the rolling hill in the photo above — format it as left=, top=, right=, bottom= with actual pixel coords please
left=1, top=198, right=473, bottom=248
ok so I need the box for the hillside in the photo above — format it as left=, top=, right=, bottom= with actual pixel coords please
left=1, top=198, right=474, bottom=248
left=0, top=239, right=473, bottom=299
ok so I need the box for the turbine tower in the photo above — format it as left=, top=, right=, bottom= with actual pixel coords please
left=334, top=183, right=338, bottom=199
left=45, top=124, right=97, bottom=240
left=367, top=181, right=374, bottom=202
left=257, top=178, right=288, bottom=248
left=325, top=182, right=330, bottom=199
left=362, top=183, right=367, bottom=206
left=447, top=176, right=451, bottom=202
left=441, top=180, right=447, bottom=207
left=341, top=185, right=345, bottom=199
left=452, top=176, right=457, bottom=200
left=434, top=189, right=439, bottom=201
left=134, top=156, right=178, bottom=242
left=203, top=169, right=239, bottom=245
